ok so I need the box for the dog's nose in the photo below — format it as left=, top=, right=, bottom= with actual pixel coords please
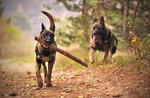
left=46, top=39, right=51, bottom=44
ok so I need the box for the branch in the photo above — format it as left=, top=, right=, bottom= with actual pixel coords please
left=132, top=0, right=141, bottom=26
left=35, top=36, right=88, bottom=67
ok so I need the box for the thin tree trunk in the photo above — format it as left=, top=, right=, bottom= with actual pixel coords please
left=102, top=0, right=107, bottom=17
left=82, top=0, right=89, bottom=43
left=132, top=0, right=141, bottom=26
left=122, top=0, right=129, bottom=40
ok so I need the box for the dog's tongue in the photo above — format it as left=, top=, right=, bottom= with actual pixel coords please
left=90, top=36, right=97, bottom=48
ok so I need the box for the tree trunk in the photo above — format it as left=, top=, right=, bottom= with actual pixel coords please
left=82, top=0, right=89, bottom=44
left=132, top=0, right=141, bottom=26
left=122, top=0, right=129, bottom=40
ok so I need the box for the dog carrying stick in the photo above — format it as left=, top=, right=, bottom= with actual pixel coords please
left=35, top=36, right=88, bottom=67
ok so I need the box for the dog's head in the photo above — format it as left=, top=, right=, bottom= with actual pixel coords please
left=90, top=16, right=106, bottom=48
left=39, top=11, right=55, bottom=45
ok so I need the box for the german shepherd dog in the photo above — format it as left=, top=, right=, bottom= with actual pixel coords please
left=35, top=11, right=56, bottom=89
left=89, top=16, right=118, bottom=64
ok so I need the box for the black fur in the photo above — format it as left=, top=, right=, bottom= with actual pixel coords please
left=89, top=16, right=118, bottom=63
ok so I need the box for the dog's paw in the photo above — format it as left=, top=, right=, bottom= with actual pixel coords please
left=90, top=60, right=94, bottom=64
left=46, top=83, right=53, bottom=87
left=38, top=81, right=43, bottom=89
left=35, top=87, right=42, bottom=90
left=44, top=78, right=47, bottom=84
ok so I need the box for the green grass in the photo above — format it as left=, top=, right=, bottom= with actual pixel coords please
left=54, top=48, right=90, bottom=70
left=54, top=47, right=135, bottom=70
left=0, top=40, right=148, bottom=72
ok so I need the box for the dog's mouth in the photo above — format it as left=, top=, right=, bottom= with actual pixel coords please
left=42, top=44, right=49, bottom=49
left=90, top=35, right=98, bottom=48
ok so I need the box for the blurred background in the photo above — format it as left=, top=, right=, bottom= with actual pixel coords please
left=0, top=0, right=150, bottom=71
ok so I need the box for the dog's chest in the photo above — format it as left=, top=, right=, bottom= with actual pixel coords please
left=40, top=48, right=56, bottom=57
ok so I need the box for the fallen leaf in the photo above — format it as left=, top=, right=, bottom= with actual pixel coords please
left=77, top=95, right=84, bottom=98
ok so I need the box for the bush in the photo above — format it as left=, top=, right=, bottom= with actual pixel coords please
left=129, top=31, right=150, bottom=60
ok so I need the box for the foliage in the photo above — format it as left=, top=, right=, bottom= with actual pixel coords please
left=12, top=12, right=31, bottom=31
left=55, top=0, right=123, bottom=48
left=55, top=0, right=150, bottom=61
left=0, top=18, right=23, bottom=43
left=56, top=0, right=93, bottom=48
left=0, top=18, right=23, bottom=57
left=0, top=0, right=3, bottom=17
left=129, top=31, right=150, bottom=60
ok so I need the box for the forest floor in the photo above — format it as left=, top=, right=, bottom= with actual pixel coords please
left=0, top=61, right=150, bottom=98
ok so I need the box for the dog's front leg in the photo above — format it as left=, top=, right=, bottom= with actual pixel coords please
left=42, top=62, right=47, bottom=84
left=35, top=60, right=43, bottom=89
left=46, top=57, right=55, bottom=87
left=89, top=48, right=96, bottom=64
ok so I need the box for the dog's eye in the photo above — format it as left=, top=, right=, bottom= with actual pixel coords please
left=45, top=33, right=48, bottom=36
left=93, top=32, right=98, bottom=35
left=97, top=26, right=102, bottom=29
left=93, top=27, right=96, bottom=30
left=50, top=34, right=55, bottom=37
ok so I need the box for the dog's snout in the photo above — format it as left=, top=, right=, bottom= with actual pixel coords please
left=46, top=39, right=51, bottom=44
left=46, top=39, right=50, bottom=42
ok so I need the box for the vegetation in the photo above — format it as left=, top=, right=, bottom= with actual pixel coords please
left=55, top=0, right=150, bottom=61
left=0, top=0, right=149, bottom=71
left=0, top=1, right=150, bottom=98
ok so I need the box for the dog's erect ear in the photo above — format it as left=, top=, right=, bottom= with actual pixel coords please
left=41, top=23, right=46, bottom=31
left=93, top=18, right=98, bottom=23
left=100, top=16, right=105, bottom=27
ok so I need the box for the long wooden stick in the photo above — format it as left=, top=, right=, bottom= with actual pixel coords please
left=35, top=36, right=88, bottom=67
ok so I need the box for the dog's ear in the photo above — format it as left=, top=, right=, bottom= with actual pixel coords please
left=51, top=25, right=55, bottom=33
left=93, top=18, right=98, bottom=23
left=100, top=16, right=105, bottom=27
left=41, top=23, right=46, bottom=31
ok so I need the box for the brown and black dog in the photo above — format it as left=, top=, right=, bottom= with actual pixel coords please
left=89, top=16, right=118, bottom=63
left=35, top=11, right=56, bottom=89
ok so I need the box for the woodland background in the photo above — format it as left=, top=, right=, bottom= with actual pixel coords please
left=0, top=0, right=150, bottom=70
left=0, top=0, right=150, bottom=97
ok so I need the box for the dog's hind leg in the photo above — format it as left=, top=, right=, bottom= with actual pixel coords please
left=107, top=49, right=113, bottom=63
left=103, top=50, right=109, bottom=62
left=42, top=62, right=47, bottom=84
left=46, top=57, right=55, bottom=87
left=107, top=46, right=117, bottom=63
left=35, top=59, right=43, bottom=89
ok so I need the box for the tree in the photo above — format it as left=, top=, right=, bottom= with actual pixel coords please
left=0, top=0, right=3, bottom=17
left=55, top=0, right=150, bottom=52
left=56, top=0, right=109, bottom=48
left=122, top=0, right=129, bottom=40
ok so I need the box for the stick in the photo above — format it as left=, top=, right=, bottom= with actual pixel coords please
left=35, top=36, right=88, bottom=67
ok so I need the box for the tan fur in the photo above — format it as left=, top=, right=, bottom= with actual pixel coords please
left=89, top=49, right=95, bottom=64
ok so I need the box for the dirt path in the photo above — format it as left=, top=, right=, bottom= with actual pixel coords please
left=0, top=64, right=150, bottom=98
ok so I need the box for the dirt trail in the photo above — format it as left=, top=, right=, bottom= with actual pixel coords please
left=0, top=63, right=150, bottom=98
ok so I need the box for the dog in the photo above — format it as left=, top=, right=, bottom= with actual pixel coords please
left=35, top=11, right=56, bottom=89
left=89, top=16, right=118, bottom=64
